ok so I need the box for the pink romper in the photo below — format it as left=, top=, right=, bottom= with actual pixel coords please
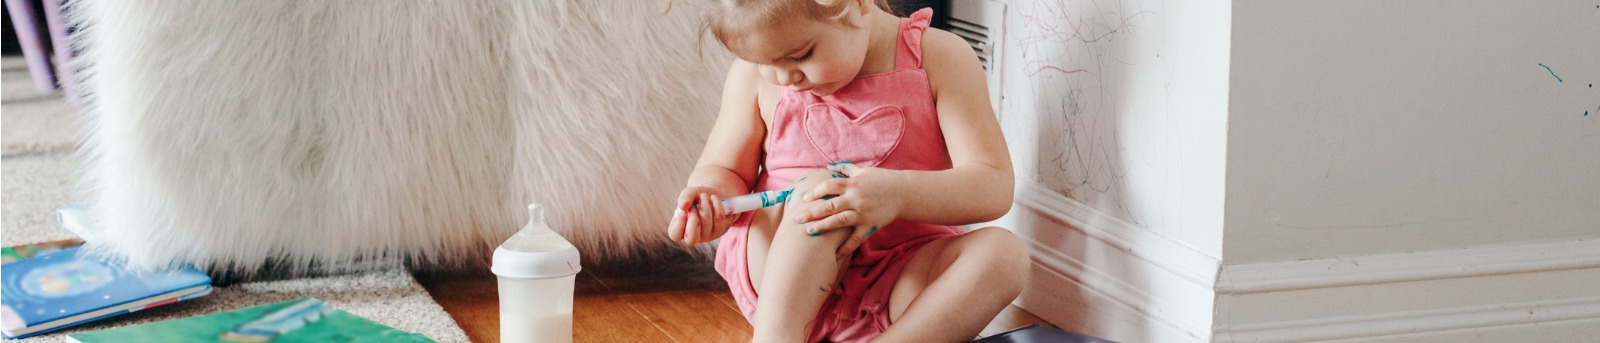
left=713, top=9, right=963, bottom=342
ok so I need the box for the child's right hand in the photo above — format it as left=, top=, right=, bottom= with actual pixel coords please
left=666, top=186, right=734, bottom=245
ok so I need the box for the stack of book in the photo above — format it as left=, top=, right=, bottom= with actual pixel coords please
left=1, top=206, right=432, bottom=342
left=0, top=242, right=213, bottom=339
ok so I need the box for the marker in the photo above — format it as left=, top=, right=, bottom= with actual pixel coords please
left=720, top=189, right=793, bottom=214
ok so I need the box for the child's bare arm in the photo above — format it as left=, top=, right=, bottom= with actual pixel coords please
left=668, top=60, right=768, bottom=244
left=910, top=28, right=1015, bottom=223
left=688, top=60, right=766, bottom=193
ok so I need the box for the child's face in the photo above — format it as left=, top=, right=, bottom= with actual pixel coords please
left=735, top=14, right=872, bottom=97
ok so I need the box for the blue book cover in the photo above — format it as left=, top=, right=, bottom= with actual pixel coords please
left=0, top=247, right=213, bottom=339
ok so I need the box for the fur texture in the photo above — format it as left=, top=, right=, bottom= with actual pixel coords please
left=69, top=0, right=730, bottom=275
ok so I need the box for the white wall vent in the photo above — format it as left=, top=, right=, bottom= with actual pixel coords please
left=948, top=0, right=1006, bottom=114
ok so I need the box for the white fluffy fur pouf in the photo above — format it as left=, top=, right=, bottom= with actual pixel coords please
left=69, top=0, right=730, bottom=275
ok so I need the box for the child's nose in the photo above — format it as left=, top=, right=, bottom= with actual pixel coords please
left=774, top=68, right=802, bottom=86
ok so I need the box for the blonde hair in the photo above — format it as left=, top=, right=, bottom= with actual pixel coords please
left=698, top=0, right=888, bottom=54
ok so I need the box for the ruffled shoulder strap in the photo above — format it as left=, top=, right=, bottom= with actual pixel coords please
left=894, top=8, right=934, bottom=70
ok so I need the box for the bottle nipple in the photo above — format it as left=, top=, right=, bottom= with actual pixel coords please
left=528, top=203, right=545, bottom=227
left=501, top=203, right=571, bottom=253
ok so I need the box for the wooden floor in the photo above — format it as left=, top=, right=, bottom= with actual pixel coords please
left=414, top=252, right=1052, bottom=343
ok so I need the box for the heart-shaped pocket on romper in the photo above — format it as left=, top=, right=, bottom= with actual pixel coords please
left=803, top=104, right=905, bottom=167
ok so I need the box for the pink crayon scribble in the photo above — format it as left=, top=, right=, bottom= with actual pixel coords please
left=1014, top=0, right=1099, bottom=78
left=1028, top=65, right=1088, bottom=77
left=1012, top=0, right=1157, bottom=80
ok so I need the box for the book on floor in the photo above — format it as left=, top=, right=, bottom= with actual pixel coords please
left=1, top=238, right=85, bottom=265
left=0, top=247, right=213, bottom=339
left=64, top=298, right=436, bottom=343
left=974, top=324, right=1119, bottom=343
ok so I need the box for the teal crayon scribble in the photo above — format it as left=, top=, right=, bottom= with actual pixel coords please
left=1538, top=63, right=1563, bottom=82
left=762, top=189, right=792, bottom=207
left=828, top=161, right=857, bottom=175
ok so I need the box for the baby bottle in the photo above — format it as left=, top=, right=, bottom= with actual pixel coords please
left=491, top=203, right=581, bottom=343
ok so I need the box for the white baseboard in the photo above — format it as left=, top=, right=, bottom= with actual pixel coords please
left=1214, top=237, right=1600, bottom=342
left=995, top=181, right=1220, bottom=342
left=999, top=179, right=1600, bottom=342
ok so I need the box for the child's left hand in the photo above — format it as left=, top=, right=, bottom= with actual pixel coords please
left=794, top=162, right=901, bottom=258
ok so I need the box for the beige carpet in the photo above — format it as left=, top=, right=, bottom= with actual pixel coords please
left=1, top=59, right=78, bottom=154
left=1, top=56, right=470, bottom=342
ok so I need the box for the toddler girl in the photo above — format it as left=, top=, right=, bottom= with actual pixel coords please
left=666, top=0, right=1029, bottom=341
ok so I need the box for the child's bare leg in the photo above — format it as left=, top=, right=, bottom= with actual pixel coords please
left=746, top=169, right=852, bottom=342
left=876, top=227, right=1031, bottom=342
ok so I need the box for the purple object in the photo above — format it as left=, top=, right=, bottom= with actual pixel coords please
left=40, top=0, right=74, bottom=100
left=4, top=0, right=72, bottom=95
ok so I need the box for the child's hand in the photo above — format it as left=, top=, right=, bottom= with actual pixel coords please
left=794, top=162, right=901, bottom=257
left=666, top=186, right=734, bottom=245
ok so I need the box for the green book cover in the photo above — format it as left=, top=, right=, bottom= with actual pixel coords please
left=66, top=298, right=435, bottom=343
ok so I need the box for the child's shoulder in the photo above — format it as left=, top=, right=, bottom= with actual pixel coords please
left=725, top=59, right=781, bottom=91
left=723, top=59, right=783, bottom=118
left=916, top=27, right=986, bottom=95
left=726, top=59, right=760, bottom=84
left=916, top=27, right=980, bottom=72
left=721, top=59, right=773, bottom=96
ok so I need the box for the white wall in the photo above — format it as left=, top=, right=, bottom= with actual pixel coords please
left=998, top=0, right=1231, bottom=259
left=1226, top=1, right=1600, bottom=264
left=998, top=0, right=1600, bottom=341
left=1219, top=2, right=1600, bottom=341
left=992, top=0, right=1232, bottom=340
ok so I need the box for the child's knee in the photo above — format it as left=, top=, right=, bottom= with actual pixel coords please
left=985, top=228, right=1030, bottom=269
left=789, top=168, right=844, bottom=194
left=968, top=228, right=1030, bottom=289
left=773, top=169, right=851, bottom=238
left=781, top=169, right=845, bottom=211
